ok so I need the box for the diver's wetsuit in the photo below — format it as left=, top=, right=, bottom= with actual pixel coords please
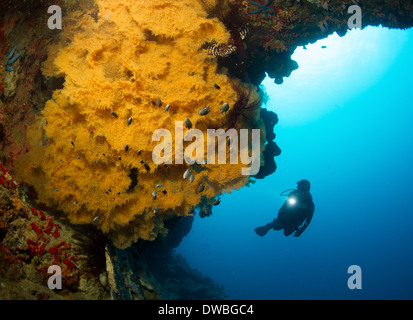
left=255, top=189, right=315, bottom=237
left=274, top=190, right=314, bottom=236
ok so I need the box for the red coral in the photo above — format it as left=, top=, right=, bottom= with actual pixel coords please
left=48, top=247, right=58, bottom=255
left=38, top=243, right=45, bottom=255
left=52, top=255, right=60, bottom=265
left=44, top=220, right=54, bottom=235
left=30, top=222, right=43, bottom=235
left=63, top=258, right=76, bottom=271
left=0, top=165, right=80, bottom=287
left=0, top=164, right=19, bottom=189
left=38, top=211, right=46, bottom=221
left=52, top=225, right=61, bottom=238
left=26, top=239, right=43, bottom=256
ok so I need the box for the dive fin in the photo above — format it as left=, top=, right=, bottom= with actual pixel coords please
left=254, top=222, right=274, bottom=237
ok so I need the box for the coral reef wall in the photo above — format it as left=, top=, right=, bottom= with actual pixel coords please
left=106, top=217, right=227, bottom=300
left=3, top=0, right=413, bottom=250
left=1, top=0, right=412, bottom=300
left=14, top=0, right=266, bottom=248
left=0, top=164, right=109, bottom=299
left=211, top=0, right=413, bottom=85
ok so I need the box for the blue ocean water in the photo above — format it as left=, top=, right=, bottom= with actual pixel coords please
left=176, top=26, right=413, bottom=300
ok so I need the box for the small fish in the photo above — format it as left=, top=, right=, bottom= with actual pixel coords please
left=124, top=144, right=129, bottom=152
left=185, top=118, right=192, bottom=129
left=111, top=111, right=119, bottom=118
left=165, top=104, right=170, bottom=112
left=157, top=97, right=162, bottom=107
left=189, top=174, right=195, bottom=183
left=150, top=99, right=156, bottom=106
left=140, top=159, right=144, bottom=164
left=162, top=189, right=167, bottom=195
left=198, top=183, right=205, bottom=193
left=153, top=207, right=159, bottom=214
left=71, top=140, right=75, bottom=147
left=93, top=216, right=99, bottom=222
left=152, top=190, right=157, bottom=200
left=74, top=201, right=77, bottom=205
left=199, top=107, right=210, bottom=116
left=213, top=198, right=221, bottom=206
left=183, top=168, right=191, bottom=180
left=118, top=156, right=122, bottom=160
left=220, top=102, right=229, bottom=113
left=137, top=150, right=142, bottom=155
left=144, top=162, right=150, bottom=172
left=90, top=130, right=94, bottom=134
left=8, top=51, right=21, bottom=65
left=213, top=83, right=221, bottom=90
left=7, top=46, right=17, bottom=60
left=117, top=191, right=121, bottom=195
left=127, top=117, right=132, bottom=126
left=76, top=156, right=80, bottom=159
left=156, top=184, right=164, bottom=188
left=188, top=206, right=195, bottom=214
left=102, top=153, right=106, bottom=156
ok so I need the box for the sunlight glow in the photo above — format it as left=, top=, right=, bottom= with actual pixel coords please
left=262, top=27, right=410, bottom=127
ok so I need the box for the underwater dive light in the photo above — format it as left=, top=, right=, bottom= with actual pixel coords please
left=287, top=197, right=297, bottom=206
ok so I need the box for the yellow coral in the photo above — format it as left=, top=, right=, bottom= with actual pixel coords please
left=16, top=0, right=265, bottom=248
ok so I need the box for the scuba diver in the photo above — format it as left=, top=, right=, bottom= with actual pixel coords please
left=255, top=180, right=315, bottom=237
